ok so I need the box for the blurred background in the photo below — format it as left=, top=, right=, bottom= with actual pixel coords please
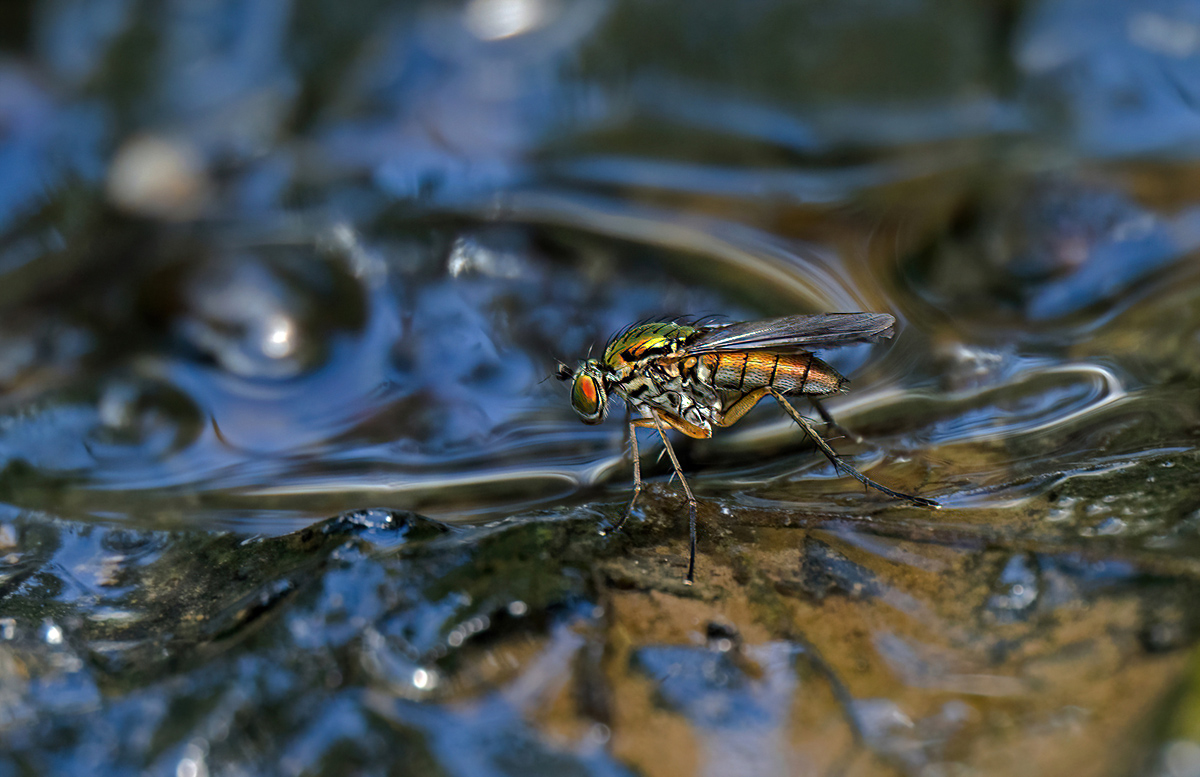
left=2, top=0, right=1200, bottom=775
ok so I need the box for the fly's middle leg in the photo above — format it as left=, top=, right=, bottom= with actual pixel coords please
left=612, top=415, right=700, bottom=583
left=649, top=411, right=698, bottom=584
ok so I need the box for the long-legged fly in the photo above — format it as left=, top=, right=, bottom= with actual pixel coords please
left=557, top=312, right=938, bottom=583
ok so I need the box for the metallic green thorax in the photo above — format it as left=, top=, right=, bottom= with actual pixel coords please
left=560, top=323, right=702, bottom=426
left=597, top=322, right=727, bottom=434
left=603, top=322, right=697, bottom=374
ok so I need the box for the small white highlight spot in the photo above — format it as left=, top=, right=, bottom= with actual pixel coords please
left=98, top=382, right=137, bottom=429
left=261, top=315, right=296, bottom=359
left=507, top=600, right=528, bottom=617
left=107, top=135, right=209, bottom=220
left=464, top=0, right=549, bottom=40
left=44, top=622, right=63, bottom=645
left=176, top=742, right=209, bottom=777
left=413, top=668, right=438, bottom=690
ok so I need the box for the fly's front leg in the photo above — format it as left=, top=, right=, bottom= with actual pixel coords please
left=771, top=390, right=938, bottom=508
left=649, top=411, right=699, bottom=584
left=606, top=418, right=645, bottom=536
left=807, top=396, right=863, bottom=444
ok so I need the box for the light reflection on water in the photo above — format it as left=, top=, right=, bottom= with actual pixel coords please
left=1, top=205, right=908, bottom=528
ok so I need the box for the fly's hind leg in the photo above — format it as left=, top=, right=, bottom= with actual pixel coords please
left=807, top=396, right=863, bottom=444
left=768, top=389, right=938, bottom=508
left=715, top=388, right=937, bottom=508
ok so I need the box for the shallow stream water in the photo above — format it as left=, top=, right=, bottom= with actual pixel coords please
left=3, top=1, right=1200, bottom=775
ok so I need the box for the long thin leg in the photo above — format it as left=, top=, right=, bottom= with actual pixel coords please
left=807, top=396, right=863, bottom=444
left=606, top=415, right=700, bottom=582
left=649, top=411, right=699, bottom=584
left=772, top=390, right=938, bottom=508
left=606, top=418, right=644, bottom=536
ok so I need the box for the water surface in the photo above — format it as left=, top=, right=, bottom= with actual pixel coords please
left=2, top=0, right=1200, bottom=775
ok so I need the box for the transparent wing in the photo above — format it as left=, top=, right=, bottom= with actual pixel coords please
left=685, top=313, right=895, bottom=354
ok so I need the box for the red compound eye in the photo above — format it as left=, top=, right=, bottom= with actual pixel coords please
left=572, top=374, right=600, bottom=415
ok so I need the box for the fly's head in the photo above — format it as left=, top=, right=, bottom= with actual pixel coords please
left=556, top=359, right=610, bottom=424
